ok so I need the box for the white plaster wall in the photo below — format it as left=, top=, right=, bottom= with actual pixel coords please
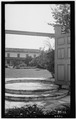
left=5, top=52, right=17, bottom=57
left=28, top=53, right=40, bottom=57
left=5, top=52, right=40, bottom=58
left=20, top=53, right=26, bottom=58
left=10, top=52, right=17, bottom=57
left=19, top=53, right=40, bottom=58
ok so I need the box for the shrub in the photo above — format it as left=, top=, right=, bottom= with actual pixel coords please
left=5, top=104, right=70, bottom=118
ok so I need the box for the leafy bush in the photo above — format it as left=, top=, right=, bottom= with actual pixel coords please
left=5, top=104, right=70, bottom=118
left=24, top=55, right=33, bottom=66
left=50, top=4, right=70, bottom=33
left=46, top=50, right=55, bottom=77
left=5, top=105, right=43, bottom=118
left=30, top=49, right=55, bottom=77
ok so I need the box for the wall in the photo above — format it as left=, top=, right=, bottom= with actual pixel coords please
left=5, top=51, right=40, bottom=58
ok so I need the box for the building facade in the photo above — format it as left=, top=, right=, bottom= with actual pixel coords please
left=5, top=48, right=40, bottom=66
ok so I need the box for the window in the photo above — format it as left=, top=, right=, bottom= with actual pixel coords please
left=7, top=53, right=10, bottom=57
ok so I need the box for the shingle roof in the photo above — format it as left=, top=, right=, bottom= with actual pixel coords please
left=5, top=48, right=40, bottom=53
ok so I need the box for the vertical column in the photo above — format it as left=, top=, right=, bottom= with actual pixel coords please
left=54, top=24, right=61, bottom=36
left=54, top=24, right=63, bottom=85
left=5, top=59, right=7, bottom=65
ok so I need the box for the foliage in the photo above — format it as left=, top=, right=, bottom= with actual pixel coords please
left=29, top=57, right=38, bottom=67
left=14, top=60, right=22, bottom=67
left=24, top=55, right=32, bottom=66
left=6, top=56, right=33, bottom=67
left=36, top=50, right=48, bottom=69
left=51, top=4, right=70, bottom=33
left=29, top=49, right=55, bottom=77
left=5, top=105, right=43, bottom=118
left=5, top=104, right=70, bottom=118
left=46, top=49, right=55, bottom=77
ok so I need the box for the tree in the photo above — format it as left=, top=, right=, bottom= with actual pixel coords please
left=29, top=57, right=38, bottom=67
left=29, top=49, right=55, bottom=77
left=50, top=4, right=70, bottom=33
left=24, top=55, right=32, bottom=66
left=46, top=49, right=55, bottom=77
left=12, top=59, right=24, bottom=67
left=43, top=38, right=52, bottom=50
left=29, top=50, right=47, bottom=68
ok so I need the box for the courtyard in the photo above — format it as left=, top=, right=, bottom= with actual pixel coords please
left=3, top=3, right=72, bottom=117
left=5, top=68, right=52, bottom=78
left=5, top=68, right=70, bottom=115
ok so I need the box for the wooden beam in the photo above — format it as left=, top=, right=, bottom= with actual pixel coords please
left=5, top=30, right=55, bottom=38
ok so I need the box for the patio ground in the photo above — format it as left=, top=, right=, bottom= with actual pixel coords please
left=5, top=68, right=52, bottom=78
left=5, top=68, right=70, bottom=113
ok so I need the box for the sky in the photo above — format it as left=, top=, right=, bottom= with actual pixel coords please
left=5, top=4, right=55, bottom=50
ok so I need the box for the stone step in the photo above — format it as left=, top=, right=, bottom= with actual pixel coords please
left=6, top=79, right=53, bottom=84
left=5, top=88, right=58, bottom=95
left=5, top=90, right=68, bottom=102
left=5, top=82, right=58, bottom=91
left=5, top=93, right=51, bottom=97
left=5, top=77, right=54, bottom=82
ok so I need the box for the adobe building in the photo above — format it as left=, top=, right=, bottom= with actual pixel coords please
left=5, top=48, right=40, bottom=66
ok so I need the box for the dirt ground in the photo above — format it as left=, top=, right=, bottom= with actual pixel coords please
left=5, top=68, right=52, bottom=78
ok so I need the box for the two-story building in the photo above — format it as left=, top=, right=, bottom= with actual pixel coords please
left=5, top=48, right=40, bottom=66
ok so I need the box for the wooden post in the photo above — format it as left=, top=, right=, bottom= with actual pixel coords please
left=54, top=24, right=61, bottom=36
left=54, top=24, right=70, bottom=86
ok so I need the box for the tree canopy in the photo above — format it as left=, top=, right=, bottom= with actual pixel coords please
left=29, top=49, right=55, bottom=77
left=51, top=4, right=70, bottom=33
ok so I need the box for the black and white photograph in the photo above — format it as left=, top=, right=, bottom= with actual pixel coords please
left=1, top=1, right=75, bottom=118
